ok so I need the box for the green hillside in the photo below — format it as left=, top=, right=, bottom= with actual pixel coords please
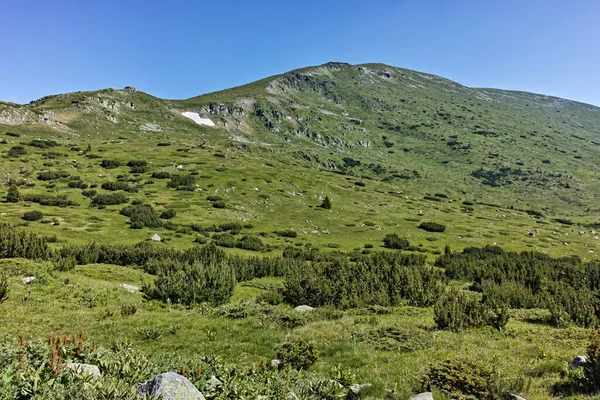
left=2, top=62, right=600, bottom=399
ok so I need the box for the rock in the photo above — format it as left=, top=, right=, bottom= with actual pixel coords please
left=140, top=123, right=163, bottom=132
left=137, top=372, right=205, bottom=400
left=571, top=355, right=587, bottom=369
left=528, top=232, right=534, bottom=237
left=349, top=383, right=371, bottom=395
left=205, top=375, right=223, bottom=391
left=505, top=394, right=528, bottom=400
left=579, top=231, right=586, bottom=235
left=294, top=305, right=315, bottom=313
left=66, top=363, right=101, bottom=379
left=409, top=393, right=434, bottom=400
left=271, top=359, right=281, bottom=368
left=151, top=233, right=161, bottom=242
left=120, top=283, right=139, bottom=293
left=21, top=276, right=35, bottom=285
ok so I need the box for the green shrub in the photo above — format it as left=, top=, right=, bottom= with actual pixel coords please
left=212, top=200, right=226, bottom=209
left=120, top=303, right=138, bottom=317
left=53, top=256, right=76, bottom=271
left=167, top=174, right=195, bottom=190
left=220, top=222, right=242, bottom=231
left=213, top=233, right=236, bottom=248
left=151, top=171, right=170, bottom=179
left=0, top=273, right=8, bottom=304
left=276, top=230, right=297, bottom=238
left=418, top=222, right=446, bottom=232
left=23, top=194, right=76, bottom=207
left=6, top=182, right=20, bottom=202
left=91, top=192, right=128, bottom=206
left=236, top=235, right=265, bottom=251
left=206, top=195, right=223, bottom=202
left=434, top=289, right=509, bottom=332
left=120, top=204, right=162, bottom=229
left=277, top=339, right=319, bottom=370
left=422, top=357, right=493, bottom=400
left=383, top=233, right=410, bottom=249
left=142, top=246, right=236, bottom=306
left=101, top=181, right=137, bottom=192
left=126, top=160, right=147, bottom=167
left=37, top=171, right=70, bottom=181
left=22, top=211, right=43, bottom=221
left=67, top=180, right=88, bottom=189
left=81, top=189, right=97, bottom=198
left=100, top=159, right=121, bottom=169
left=256, top=290, right=283, bottom=305
left=7, top=145, right=26, bottom=157
left=160, top=209, right=177, bottom=219
left=319, top=195, right=332, bottom=209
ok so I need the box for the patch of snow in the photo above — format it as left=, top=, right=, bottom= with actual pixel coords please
left=182, top=112, right=215, bottom=127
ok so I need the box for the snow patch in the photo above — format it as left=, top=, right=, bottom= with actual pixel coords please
left=182, top=112, right=215, bottom=127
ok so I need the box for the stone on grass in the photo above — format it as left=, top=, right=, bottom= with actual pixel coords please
left=151, top=233, right=161, bottom=242
left=409, top=393, right=434, bottom=400
left=294, top=305, right=315, bottom=313
left=350, top=383, right=371, bottom=395
left=571, top=355, right=587, bottom=369
left=271, top=359, right=281, bottom=368
left=205, top=375, right=223, bottom=391
left=505, top=394, right=528, bottom=400
left=21, top=276, right=35, bottom=285
left=66, top=363, right=101, bottom=379
left=120, top=283, right=139, bottom=293
left=138, top=372, right=205, bottom=400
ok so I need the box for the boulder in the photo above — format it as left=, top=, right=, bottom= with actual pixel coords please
left=571, top=355, right=587, bottom=369
left=205, top=375, right=223, bottom=391
left=66, top=363, right=101, bottom=379
left=409, top=393, right=434, bottom=400
left=120, top=283, right=139, bottom=293
left=138, top=372, right=205, bottom=400
left=505, top=394, right=528, bottom=400
left=349, top=383, right=371, bottom=395
left=21, top=276, right=35, bottom=285
left=151, top=233, right=161, bottom=242
left=294, top=305, right=315, bottom=313
left=271, top=359, right=281, bottom=368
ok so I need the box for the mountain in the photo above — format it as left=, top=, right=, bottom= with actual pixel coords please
left=2, top=62, right=600, bottom=257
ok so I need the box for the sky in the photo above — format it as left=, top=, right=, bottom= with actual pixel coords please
left=1, top=0, right=599, bottom=106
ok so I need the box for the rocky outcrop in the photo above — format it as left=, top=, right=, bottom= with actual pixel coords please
left=137, top=372, right=206, bottom=400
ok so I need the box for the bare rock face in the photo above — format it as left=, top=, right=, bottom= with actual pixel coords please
left=137, top=372, right=206, bottom=400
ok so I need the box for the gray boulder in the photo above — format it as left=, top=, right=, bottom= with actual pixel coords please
left=350, top=383, right=371, bottom=395
left=21, top=276, right=35, bottom=285
left=571, top=355, right=588, bottom=369
left=271, top=359, right=281, bottom=368
left=138, top=372, right=205, bottom=400
left=294, top=305, right=315, bottom=313
left=409, top=393, right=434, bottom=400
left=505, top=394, right=528, bottom=400
left=119, top=283, right=139, bottom=293
left=66, top=363, right=101, bottom=379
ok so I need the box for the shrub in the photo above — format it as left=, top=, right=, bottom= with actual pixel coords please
left=102, top=181, right=137, bottom=192
left=207, top=195, right=223, bottom=202
left=276, top=339, right=319, bottom=370
left=81, top=189, right=97, bottom=198
left=151, top=171, right=170, bottom=179
left=7, top=145, right=26, bottom=157
left=276, top=230, right=297, bottom=238
left=22, top=211, right=43, bottom=221
left=213, top=233, right=236, bottom=248
left=422, top=357, right=493, bottom=400
left=28, top=139, right=58, bottom=148
left=37, top=171, right=69, bottom=181
left=5, top=131, right=20, bottom=137
left=167, top=174, right=195, bottom=190
left=53, top=256, right=76, bottom=271
left=120, top=204, right=162, bottom=229
left=433, top=289, right=509, bottom=332
left=256, top=290, right=283, bottom=305
left=101, top=159, right=121, bottom=169
left=160, top=209, right=176, bottom=219
left=126, top=160, right=147, bottom=167
left=142, top=246, right=236, bottom=306
left=6, top=182, right=20, bottom=202
left=0, top=273, right=8, bottom=304
left=67, top=180, right=88, bottom=189
left=120, top=303, right=138, bottom=317
left=91, top=192, right=128, bottom=206
left=418, top=222, right=446, bottom=232
left=212, top=200, right=226, bottom=209
left=383, top=233, right=410, bottom=249
left=319, top=195, right=332, bottom=209
left=236, top=235, right=265, bottom=251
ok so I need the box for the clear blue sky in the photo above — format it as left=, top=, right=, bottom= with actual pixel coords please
left=1, top=0, right=599, bottom=106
